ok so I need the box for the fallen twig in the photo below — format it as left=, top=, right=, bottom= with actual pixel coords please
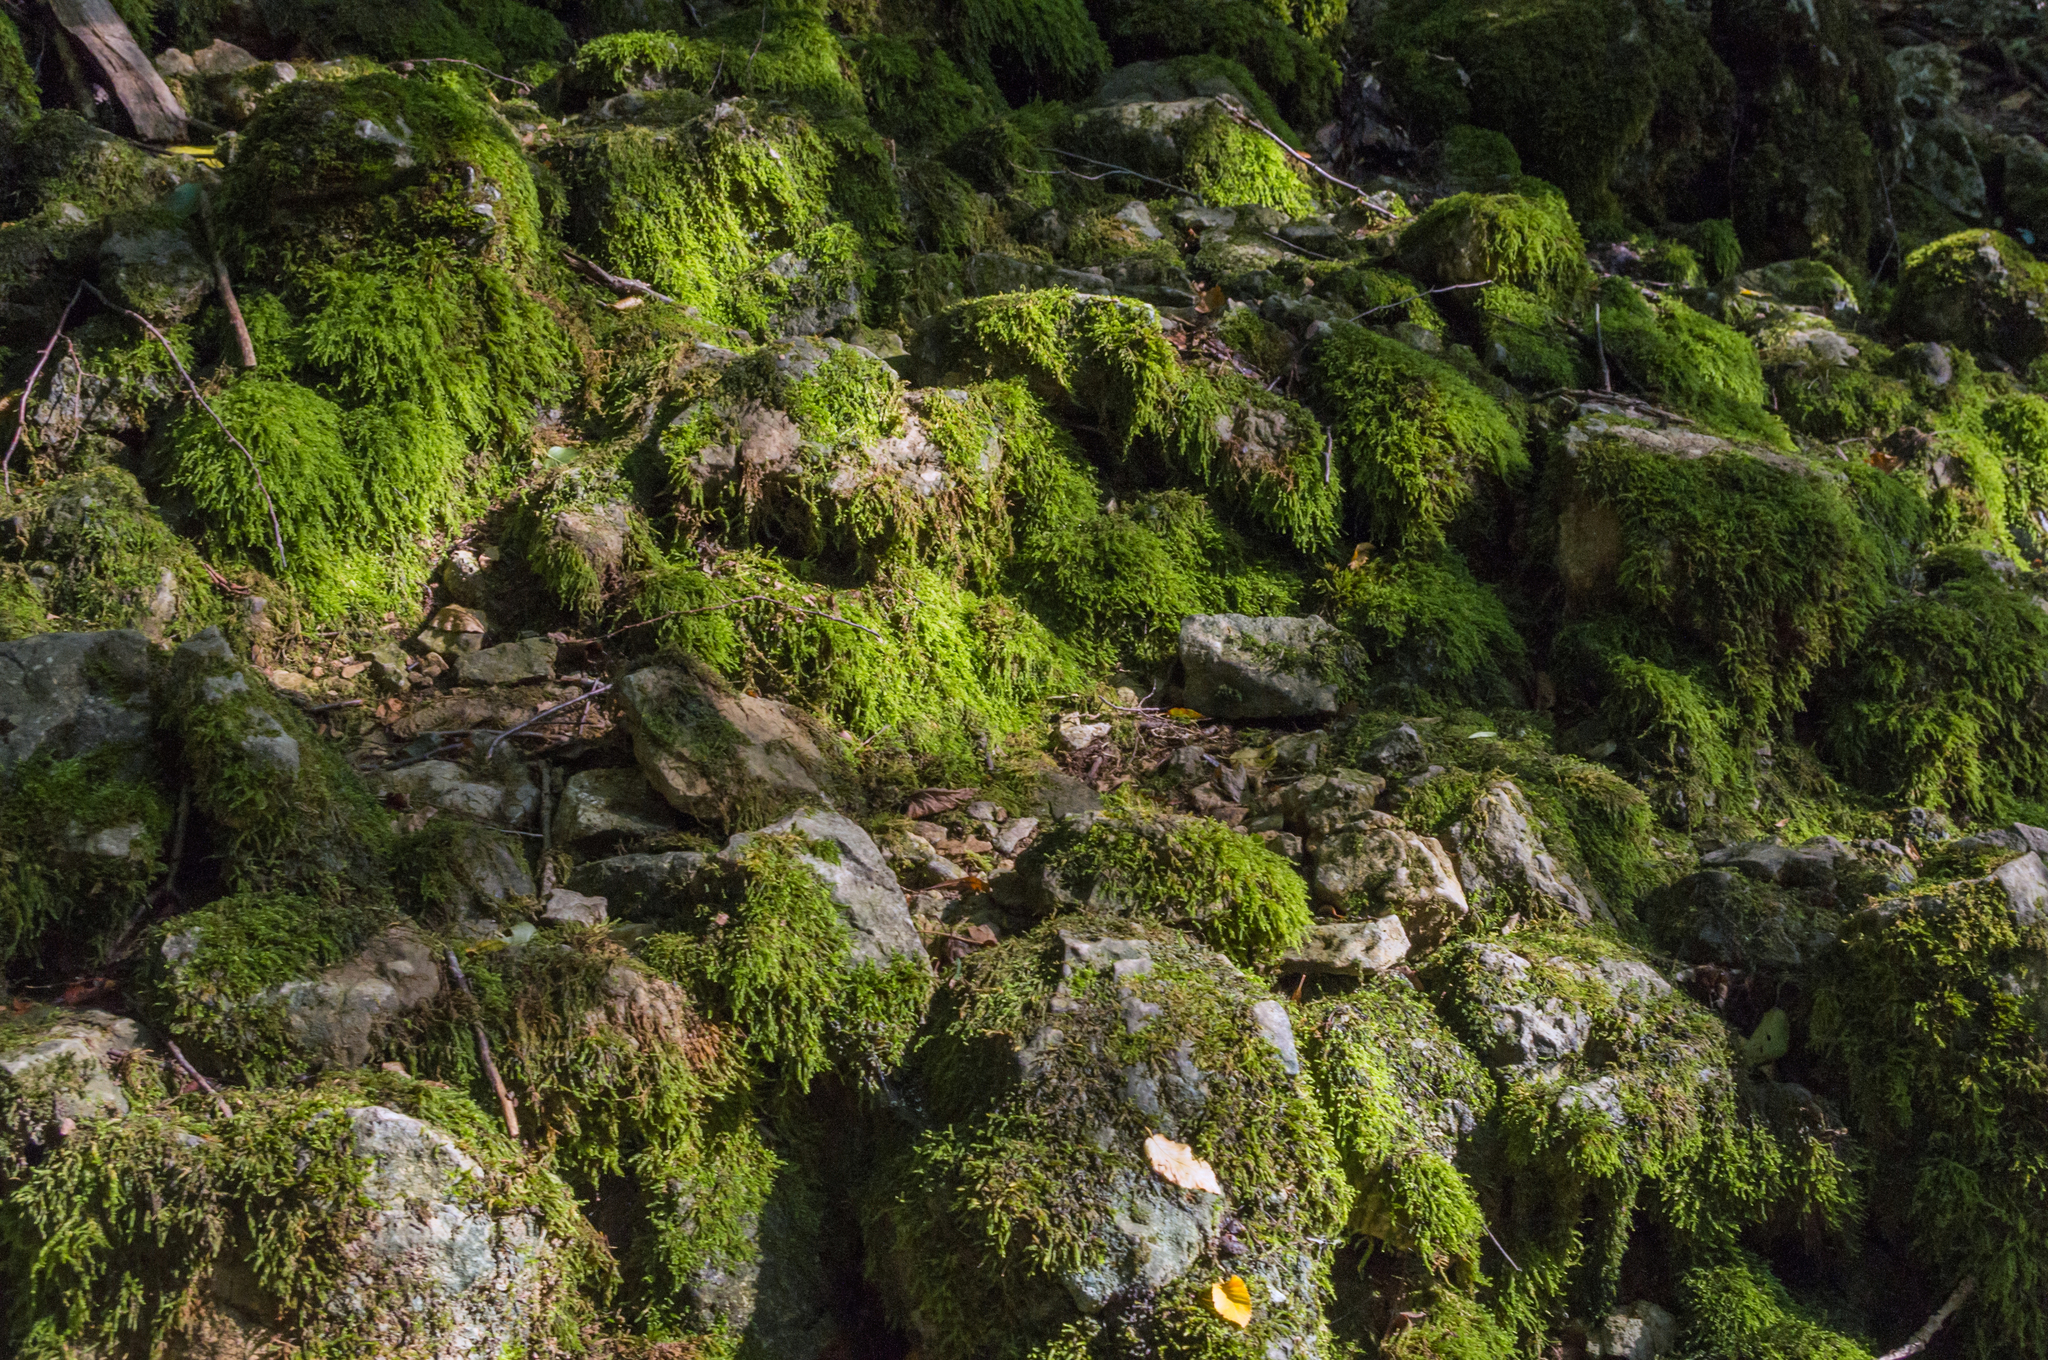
left=1595, top=300, right=1611, bottom=391
left=3, top=282, right=84, bottom=496
left=1876, top=1277, right=1974, bottom=1360
left=165, top=1039, right=234, bottom=1119
left=1348, top=279, right=1492, bottom=322
left=1048, top=147, right=1199, bottom=201
left=1215, top=98, right=1398, bottom=219
left=199, top=192, right=256, bottom=369
left=446, top=949, right=521, bottom=1140
left=309, top=698, right=365, bottom=712
left=395, top=56, right=531, bottom=94
left=80, top=281, right=288, bottom=571
left=1483, top=1225, right=1520, bottom=1272
left=485, top=680, right=613, bottom=757
left=560, top=249, right=678, bottom=304
left=1264, top=230, right=1334, bottom=261
left=604, top=592, right=888, bottom=643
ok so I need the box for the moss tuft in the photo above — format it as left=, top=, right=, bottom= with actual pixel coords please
left=0, top=753, right=169, bottom=972
left=1314, top=551, right=1524, bottom=707
left=1396, top=191, right=1592, bottom=303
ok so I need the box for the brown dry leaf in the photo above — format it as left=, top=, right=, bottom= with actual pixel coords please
left=906, top=787, right=979, bottom=818
left=1146, top=1133, right=1224, bottom=1195
left=1211, top=1276, right=1253, bottom=1328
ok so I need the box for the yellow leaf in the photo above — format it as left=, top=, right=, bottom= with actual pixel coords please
left=1167, top=707, right=1204, bottom=721
left=1212, top=1276, right=1253, bottom=1328
left=1146, top=1133, right=1224, bottom=1195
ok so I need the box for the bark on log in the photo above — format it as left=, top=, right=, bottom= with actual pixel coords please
left=44, top=0, right=187, bottom=142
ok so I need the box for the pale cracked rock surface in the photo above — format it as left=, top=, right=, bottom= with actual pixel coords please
left=0, top=629, right=155, bottom=784
left=0, top=1006, right=148, bottom=1152
left=1448, top=779, right=1601, bottom=921
left=1312, top=823, right=1470, bottom=946
left=1177, top=613, right=1352, bottom=719
left=265, top=925, right=443, bottom=1068
left=617, top=664, right=846, bottom=828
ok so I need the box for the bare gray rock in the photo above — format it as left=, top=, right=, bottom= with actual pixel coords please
left=0, top=1005, right=148, bottom=1160
left=265, top=925, right=442, bottom=1068
left=453, top=637, right=557, bottom=687
left=617, top=664, right=847, bottom=829
left=551, top=766, right=678, bottom=846
left=1311, top=823, right=1469, bottom=946
left=1178, top=613, right=1351, bottom=719
left=1280, top=915, right=1411, bottom=979
left=566, top=851, right=709, bottom=921
left=0, top=629, right=155, bottom=785
left=1448, top=779, right=1599, bottom=921
left=540, top=887, right=608, bottom=926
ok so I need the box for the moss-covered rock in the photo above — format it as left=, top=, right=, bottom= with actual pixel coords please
left=1893, top=230, right=2048, bottom=369
left=1592, top=277, right=1789, bottom=446
left=865, top=917, right=1349, bottom=1359
left=1395, top=190, right=1591, bottom=303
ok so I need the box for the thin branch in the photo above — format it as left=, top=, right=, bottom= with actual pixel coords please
left=1264, top=230, right=1334, bottom=261
left=560, top=249, right=677, bottom=304
left=1483, top=1225, right=1520, bottom=1272
left=3, top=281, right=83, bottom=496
left=1048, top=147, right=1199, bottom=201
left=308, top=698, right=365, bottom=712
left=484, top=680, right=612, bottom=757
left=743, top=2, right=767, bottom=86
left=446, top=950, right=522, bottom=1140
left=1215, top=98, right=1399, bottom=219
left=1347, top=279, right=1492, bottom=322
left=604, top=592, right=888, bottom=643
left=1595, top=299, right=1611, bottom=392
left=200, top=192, right=256, bottom=369
left=395, top=56, right=531, bottom=95
left=164, top=1039, right=234, bottom=1119
left=1876, top=1277, right=1974, bottom=1360
left=79, top=281, right=288, bottom=572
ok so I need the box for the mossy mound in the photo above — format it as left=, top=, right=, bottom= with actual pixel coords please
left=1592, top=278, right=1789, bottom=446
left=1312, top=550, right=1526, bottom=709
left=1395, top=190, right=1591, bottom=304
left=865, top=916, right=1350, bottom=1360
left=568, top=8, right=865, bottom=112
left=1308, top=324, right=1527, bottom=553
left=0, top=750, right=170, bottom=975
left=1893, top=230, right=2048, bottom=369
left=1085, top=0, right=1344, bottom=128
left=1015, top=804, right=1314, bottom=966
left=0, top=1072, right=599, bottom=1358
left=1423, top=929, right=1861, bottom=1345
left=1815, top=546, right=2048, bottom=817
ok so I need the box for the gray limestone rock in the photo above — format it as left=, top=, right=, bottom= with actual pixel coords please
left=1279, top=915, right=1411, bottom=979
left=723, top=808, right=925, bottom=966
left=0, top=629, right=155, bottom=786
left=1311, top=823, right=1470, bottom=946
left=551, top=766, right=679, bottom=846
left=453, top=637, right=557, bottom=687
left=0, top=1005, right=148, bottom=1160
left=373, top=759, right=539, bottom=828
left=617, top=664, right=847, bottom=830
left=1447, top=779, right=1599, bottom=921
left=1178, top=613, right=1353, bottom=719
left=540, top=887, right=608, bottom=926
left=566, top=850, right=710, bottom=921
left=101, top=227, right=213, bottom=322
left=264, top=924, right=443, bottom=1068
left=1590, top=1301, right=1678, bottom=1360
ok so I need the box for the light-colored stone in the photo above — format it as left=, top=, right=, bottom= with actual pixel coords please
left=1279, top=916, right=1411, bottom=979
left=454, top=637, right=557, bottom=687
left=617, top=665, right=845, bottom=828
left=0, top=630, right=155, bottom=786
left=373, top=759, right=539, bottom=828
left=0, top=1006, right=148, bottom=1155
left=540, top=887, right=608, bottom=926
left=418, top=605, right=488, bottom=656
left=265, top=925, right=442, bottom=1068
left=724, top=808, right=924, bottom=966
left=1590, top=1301, right=1678, bottom=1360
left=1178, top=613, right=1350, bottom=719
left=1312, top=824, right=1470, bottom=946
left=1448, top=779, right=1599, bottom=921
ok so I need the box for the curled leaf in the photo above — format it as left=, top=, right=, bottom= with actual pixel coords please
left=1146, top=1134, right=1224, bottom=1196
left=1212, top=1276, right=1253, bottom=1328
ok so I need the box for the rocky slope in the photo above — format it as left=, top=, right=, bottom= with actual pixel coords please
left=2, top=0, right=2047, bottom=1357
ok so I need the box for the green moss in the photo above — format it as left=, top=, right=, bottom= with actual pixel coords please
left=511, top=448, right=656, bottom=620
left=544, top=96, right=894, bottom=338
left=1811, top=870, right=2048, bottom=1359
left=1816, top=546, right=2048, bottom=818
left=959, top=0, right=1111, bottom=97
left=570, top=8, right=862, bottom=111
left=1442, top=125, right=1521, bottom=191
left=1894, top=230, right=2048, bottom=368
left=1302, top=982, right=1493, bottom=1274
left=0, top=1072, right=600, bottom=1358
left=0, top=15, right=35, bottom=124
left=1674, top=1252, right=1872, bottom=1360
left=855, top=34, right=1000, bottom=151
left=6, top=467, right=229, bottom=638
left=639, top=834, right=932, bottom=1093
left=1309, top=324, right=1526, bottom=554
left=1374, top=0, right=1728, bottom=220
left=1593, top=278, right=1789, bottom=446
left=1087, top=0, right=1343, bottom=127
left=1688, top=219, right=1743, bottom=283
left=1424, top=929, right=1860, bottom=1341
left=162, top=629, right=391, bottom=886
left=1548, top=419, right=1881, bottom=730
left=232, top=0, right=567, bottom=68
left=1314, top=551, right=1522, bottom=706
left=1024, top=803, right=1314, bottom=966
left=1473, top=283, right=1586, bottom=389
left=1175, top=103, right=1317, bottom=215
left=0, top=753, right=169, bottom=971
left=866, top=917, right=1350, bottom=1360
left=1316, top=266, right=1449, bottom=332
left=1397, top=191, right=1590, bottom=304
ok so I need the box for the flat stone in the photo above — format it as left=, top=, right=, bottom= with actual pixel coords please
left=541, top=887, right=608, bottom=926
left=454, top=638, right=557, bottom=687
left=1280, top=916, right=1411, bottom=979
left=373, top=759, right=539, bottom=828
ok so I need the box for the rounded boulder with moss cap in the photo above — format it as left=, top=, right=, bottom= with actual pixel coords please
left=864, top=917, right=1350, bottom=1358
left=1178, top=612, right=1356, bottom=719
left=1894, top=229, right=2048, bottom=369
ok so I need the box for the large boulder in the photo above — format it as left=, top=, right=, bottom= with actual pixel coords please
left=867, top=920, right=1350, bottom=1358
left=616, top=663, right=849, bottom=831
left=262, top=924, right=444, bottom=1068
left=1178, top=613, right=1354, bottom=719
left=722, top=808, right=924, bottom=966
left=1893, top=230, right=2048, bottom=367
left=0, top=629, right=155, bottom=785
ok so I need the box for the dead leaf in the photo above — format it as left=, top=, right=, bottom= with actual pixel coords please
left=1146, top=1133, right=1224, bottom=1196
left=1167, top=707, right=1204, bottom=721
left=1211, top=1276, right=1253, bottom=1328
left=906, top=787, right=979, bottom=819
left=1347, top=542, right=1374, bottom=570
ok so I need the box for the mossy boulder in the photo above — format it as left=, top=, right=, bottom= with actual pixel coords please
left=0, top=1076, right=596, bottom=1358
left=1592, top=277, right=1788, bottom=445
left=1309, top=819, right=1471, bottom=947
left=1071, top=80, right=1316, bottom=215
left=1443, top=779, right=1601, bottom=923
left=1177, top=612, right=1356, bottom=719
left=1395, top=190, right=1591, bottom=302
left=865, top=918, right=1350, bottom=1359
left=0, top=1005, right=149, bottom=1173
left=1893, top=230, right=2048, bottom=369
left=1010, top=807, right=1314, bottom=967
left=616, top=661, right=853, bottom=833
